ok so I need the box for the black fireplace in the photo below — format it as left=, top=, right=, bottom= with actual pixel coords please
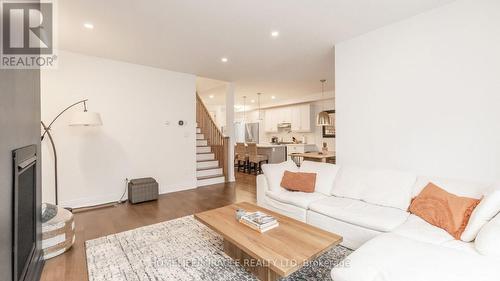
left=13, top=145, right=43, bottom=281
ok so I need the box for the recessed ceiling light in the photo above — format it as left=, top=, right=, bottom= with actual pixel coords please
left=209, top=95, right=214, bottom=99
left=83, top=22, right=94, bottom=29
left=271, top=96, right=276, bottom=100
left=251, top=99, right=255, bottom=103
left=271, top=31, right=279, bottom=37
left=221, top=57, right=228, bottom=63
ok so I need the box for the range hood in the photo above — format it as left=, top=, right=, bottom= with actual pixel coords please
left=277, top=122, right=291, bottom=128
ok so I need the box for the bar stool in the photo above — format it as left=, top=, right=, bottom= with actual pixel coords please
left=247, top=143, right=268, bottom=174
left=235, top=143, right=249, bottom=172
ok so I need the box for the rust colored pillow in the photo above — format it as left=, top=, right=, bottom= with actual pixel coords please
left=280, top=171, right=317, bottom=193
left=409, top=183, right=481, bottom=239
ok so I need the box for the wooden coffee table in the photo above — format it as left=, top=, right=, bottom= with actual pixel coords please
left=194, top=202, right=342, bottom=281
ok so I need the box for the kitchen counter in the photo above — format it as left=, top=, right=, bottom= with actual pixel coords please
left=236, top=143, right=318, bottom=164
left=256, top=143, right=287, bottom=148
left=258, top=143, right=317, bottom=147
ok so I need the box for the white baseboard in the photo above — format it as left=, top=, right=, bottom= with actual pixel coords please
left=60, top=193, right=123, bottom=209
left=59, top=181, right=197, bottom=209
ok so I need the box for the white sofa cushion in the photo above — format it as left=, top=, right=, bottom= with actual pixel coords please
left=475, top=214, right=500, bottom=257
left=332, top=166, right=416, bottom=210
left=309, top=196, right=409, bottom=232
left=299, top=161, right=340, bottom=195
left=461, top=188, right=500, bottom=242
left=359, top=169, right=416, bottom=211
left=307, top=211, right=381, bottom=250
left=332, top=233, right=499, bottom=281
left=392, top=214, right=454, bottom=245
left=259, top=195, right=309, bottom=222
left=265, top=190, right=327, bottom=209
left=261, top=160, right=298, bottom=192
left=442, top=240, right=480, bottom=255
left=331, top=166, right=369, bottom=200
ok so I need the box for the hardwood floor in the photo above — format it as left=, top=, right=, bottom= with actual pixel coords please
left=40, top=171, right=257, bottom=281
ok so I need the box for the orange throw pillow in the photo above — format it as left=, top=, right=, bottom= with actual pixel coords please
left=409, top=183, right=481, bottom=239
left=280, top=171, right=317, bottom=193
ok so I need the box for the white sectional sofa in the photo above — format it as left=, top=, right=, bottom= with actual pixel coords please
left=257, top=160, right=500, bottom=281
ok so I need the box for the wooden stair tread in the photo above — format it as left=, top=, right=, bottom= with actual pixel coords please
left=196, top=159, right=218, bottom=163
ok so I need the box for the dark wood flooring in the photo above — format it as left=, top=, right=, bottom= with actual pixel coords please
left=40, top=172, right=257, bottom=281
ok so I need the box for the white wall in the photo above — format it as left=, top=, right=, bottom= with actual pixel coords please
left=336, top=0, right=500, bottom=183
left=41, top=51, right=197, bottom=208
left=206, top=104, right=226, bottom=129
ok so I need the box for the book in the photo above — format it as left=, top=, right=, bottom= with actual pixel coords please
left=240, top=219, right=279, bottom=233
left=239, top=211, right=279, bottom=233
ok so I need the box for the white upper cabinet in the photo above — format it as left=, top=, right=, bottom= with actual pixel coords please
left=291, top=106, right=301, bottom=132
left=291, top=104, right=311, bottom=132
left=264, top=109, right=278, bottom=132
left=264, top=104, right=311, bottom=133
left=277, top=107, right=292, bottom=124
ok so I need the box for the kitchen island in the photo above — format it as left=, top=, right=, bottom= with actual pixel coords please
left=256, top=144, right=287, bottom=164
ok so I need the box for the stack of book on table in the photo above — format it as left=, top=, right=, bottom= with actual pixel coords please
left=239, top=211, right=279, bottom=233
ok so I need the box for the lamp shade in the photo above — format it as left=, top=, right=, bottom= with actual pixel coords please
left=69, top=111, right=103, bottom=126
left=316, top=111, right=332, bottom=126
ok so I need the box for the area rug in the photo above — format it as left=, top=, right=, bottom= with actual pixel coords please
left=85, top=216, right=352, bottom=281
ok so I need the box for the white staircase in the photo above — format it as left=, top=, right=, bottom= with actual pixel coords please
left=196, top=126, right=225, bottom=187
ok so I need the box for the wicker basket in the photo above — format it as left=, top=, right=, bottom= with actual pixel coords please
left=128, top=177, right=159, bottom=204
left=42, top=206, right=75, bottom=260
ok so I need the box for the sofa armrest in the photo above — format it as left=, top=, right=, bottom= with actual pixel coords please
left=256, top=174, right=269, bottom=206
left=475, top=214, right=500, bottom=257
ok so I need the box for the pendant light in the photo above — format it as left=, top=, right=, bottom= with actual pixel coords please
left=257, top=93, right=263, bottom=121
left=316, top=79, right=332, bottom=126
left=243, top=95, right=247, bottom=123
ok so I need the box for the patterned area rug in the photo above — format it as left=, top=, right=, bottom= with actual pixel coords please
left=85, top=216, right=352, bottom=281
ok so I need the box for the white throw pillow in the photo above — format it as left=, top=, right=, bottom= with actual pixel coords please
left=475, top=214, right=500, bottom=257
left=360, top=169, right=417, bottom=211
left=461, top=188, right=500, bottom=242
left=261, top=160, right=298, bottom=192
left=299, top=161, right=340, bottom=195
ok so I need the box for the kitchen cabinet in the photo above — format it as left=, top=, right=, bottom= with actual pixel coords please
left=264, top=104, right=311, bottom=133
left=291, top=104, right=311, bottom=132
left=277, top=107, right=292, bottom=124
left=264, top=108, right=279, bottom=132
left=257, top=145, right=286, bottom=163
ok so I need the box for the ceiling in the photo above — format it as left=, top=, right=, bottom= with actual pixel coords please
left=58, top=0, right=455, bottom=103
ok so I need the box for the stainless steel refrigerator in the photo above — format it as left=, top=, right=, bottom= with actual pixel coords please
left=245, top=122, right=259, bottom=143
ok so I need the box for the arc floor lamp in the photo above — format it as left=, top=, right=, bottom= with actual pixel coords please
left=41, top=99, right=102, bottom=206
